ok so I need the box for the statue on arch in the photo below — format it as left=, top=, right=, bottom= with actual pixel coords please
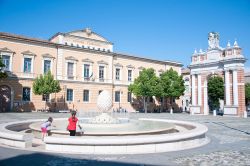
left=208, top=32, right=220, bottom=49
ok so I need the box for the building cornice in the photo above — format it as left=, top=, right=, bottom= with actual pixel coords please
left=188, top=57, right=247, bottom=69
left=65, top=34, right=114, bottom=45
left=0, top=32, right=183, bottom=67
left=113, top=52, right=183, bottom=67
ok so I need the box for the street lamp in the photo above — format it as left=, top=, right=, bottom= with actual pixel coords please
left=119, top=90, right=123, bottom=112
left=63, top=85, right=67, bottom=110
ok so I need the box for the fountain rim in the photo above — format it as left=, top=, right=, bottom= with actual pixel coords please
left=0, top=118, right=209, bottom=154
left=29, top=118, right=177, bottom=136
left=1, top=118, right=208, bottom=144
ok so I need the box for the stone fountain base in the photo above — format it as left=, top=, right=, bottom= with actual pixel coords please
left=88, top=113, right=120, bottom=124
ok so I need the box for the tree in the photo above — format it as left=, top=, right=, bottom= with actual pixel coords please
left=245, top=83, right=250, bottom=105
left=0, top=57, right=8, bottom=79
left=33, top=71, right=61, bottom=110
left=159, top=68, right=185, bottom=112
left=128, top=68, right=160, bottom=113
left=207, top=75, right=224, bottom=110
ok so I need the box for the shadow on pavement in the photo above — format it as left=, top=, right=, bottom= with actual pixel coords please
left=0, top=152, right=152, bottom=166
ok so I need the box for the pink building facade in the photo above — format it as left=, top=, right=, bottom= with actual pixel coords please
left=0, top=28, right=182, bottom=112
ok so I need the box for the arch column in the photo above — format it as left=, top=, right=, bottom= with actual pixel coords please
left=197, top=75, right=202, bottom=106
left=225, top=70, right=231, bottom=105
left=203, top=79, right=209, bottom=115
left=224, top=70, right=238, bottom=115
left=191, top=74, right=196, bottom=105
left=233, top=70, right=238, bottom=106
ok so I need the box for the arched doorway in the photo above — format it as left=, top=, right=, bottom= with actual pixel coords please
left=0, top=85, right=11, bottom=112
left=206, top=74, right=224, bottom=114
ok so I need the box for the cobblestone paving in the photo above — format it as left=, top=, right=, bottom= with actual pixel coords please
left=0, top=112, right=250, bottom=166
left=175, top=148, right=250, bottom=166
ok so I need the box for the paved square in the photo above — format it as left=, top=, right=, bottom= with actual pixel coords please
left=0, top=112, right=249, bottom=166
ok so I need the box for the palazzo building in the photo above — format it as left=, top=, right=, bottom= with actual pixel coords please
left=0, top=28, right=182, bottom=112
left=189, top=32, right=246, bottom=117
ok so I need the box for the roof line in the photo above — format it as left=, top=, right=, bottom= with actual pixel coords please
left=0, top=32, right=182, bottom=67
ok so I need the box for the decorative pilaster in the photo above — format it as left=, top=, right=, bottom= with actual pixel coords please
left=56, top=48, right=63, bottom=80
left=233, top=70, right=238, bottom=106
left=191, top=74, right=196, bottom=105
left=203, top=80, right=208, bottom=115
left=198, top=75, right=202, bottom=106
left=225, top=70, right=231, bottom=105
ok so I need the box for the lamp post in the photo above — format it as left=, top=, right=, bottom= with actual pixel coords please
left=63, top=85, right=67, bottom=110
left=119, top=90, right=123, bottom=111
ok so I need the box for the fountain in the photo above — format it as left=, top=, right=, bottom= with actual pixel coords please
left=88, top=90, right=120, bottom=124
left=0, top=90, right=210, bottom=154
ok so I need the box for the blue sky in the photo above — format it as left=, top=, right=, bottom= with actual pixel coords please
left=0, top=0, right=249, bottom=70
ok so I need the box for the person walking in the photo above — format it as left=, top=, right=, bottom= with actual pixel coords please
left=67, top=111, right=82, bottom=136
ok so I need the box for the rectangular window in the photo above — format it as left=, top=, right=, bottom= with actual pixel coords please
left=67, top=62, right=74, bottom=79
left=2, top=55, right=10, bottom=71
left=23, top=58, right=32, bottom=73
left=99, top=66, right=104, bottom=81
left=115, top=91, right=120, bottom=102
left=83, top=90, right=89, bottom=102
left=128, top=70, right=132, bottom=81
left=115, top=68, right=120, bottom=80
left=84, top=64, right=90, bottom=79
left=66, top=89, right=73, bottom=101
left=44, top=60, right=51, bottom=74
left=127, top=92, right=132, bottom=102
left=42, top=94, right=50, bottom=101
left=22, top=87, right=31, bottom=101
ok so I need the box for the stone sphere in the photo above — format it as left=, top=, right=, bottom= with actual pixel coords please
left=97, top=90, right=112, bottom=112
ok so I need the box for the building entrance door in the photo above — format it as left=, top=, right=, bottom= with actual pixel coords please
left=0, top=85, right=11, bottom=112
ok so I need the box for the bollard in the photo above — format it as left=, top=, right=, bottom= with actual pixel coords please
left=213, top=110, right=217, bottom=116
left=244, top=111, right=247, bottom=118
left=170, top=108, right=173, bottom=114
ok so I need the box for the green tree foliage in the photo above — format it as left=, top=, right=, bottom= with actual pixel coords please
left=0, top=57, right=8, bottom=79
left=128, top=68, right=160, bottom=113
left=245, top=83, right=250, bottom=105
left=33, top=71, right=61, bottom=110
left=207, top=75, right=224, bottom=110
left=159, top=68, right=185, bottom=111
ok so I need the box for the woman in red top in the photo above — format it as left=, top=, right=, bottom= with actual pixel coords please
left=67, top=111, right=81, bottom=136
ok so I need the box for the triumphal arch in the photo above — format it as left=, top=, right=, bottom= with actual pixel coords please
left=189, top=32, right=246, bottom=117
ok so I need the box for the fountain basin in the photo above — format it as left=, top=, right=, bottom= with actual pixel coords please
left=43, top=118, right=209, bottom=154
left=29, top=118, right=176, bottom=136
left=0, top=118, right=209, bottom=154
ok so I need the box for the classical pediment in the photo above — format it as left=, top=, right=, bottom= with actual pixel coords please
left=126, top=64, right=135, bottom=69
left=42, top=53, right=55, bottom=59
left=65, top=56, right=78, bottom=61
left=21, top=50, right=36, bottom=56
left=97, top=60, right=108, bottom=65
left=114, top=63, right=123, bottom=67
left=82, top=58, right=94, bottom=63
left=66, top=28, right=110, bottom=43
left=0, top=47, right=15, bottom=53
